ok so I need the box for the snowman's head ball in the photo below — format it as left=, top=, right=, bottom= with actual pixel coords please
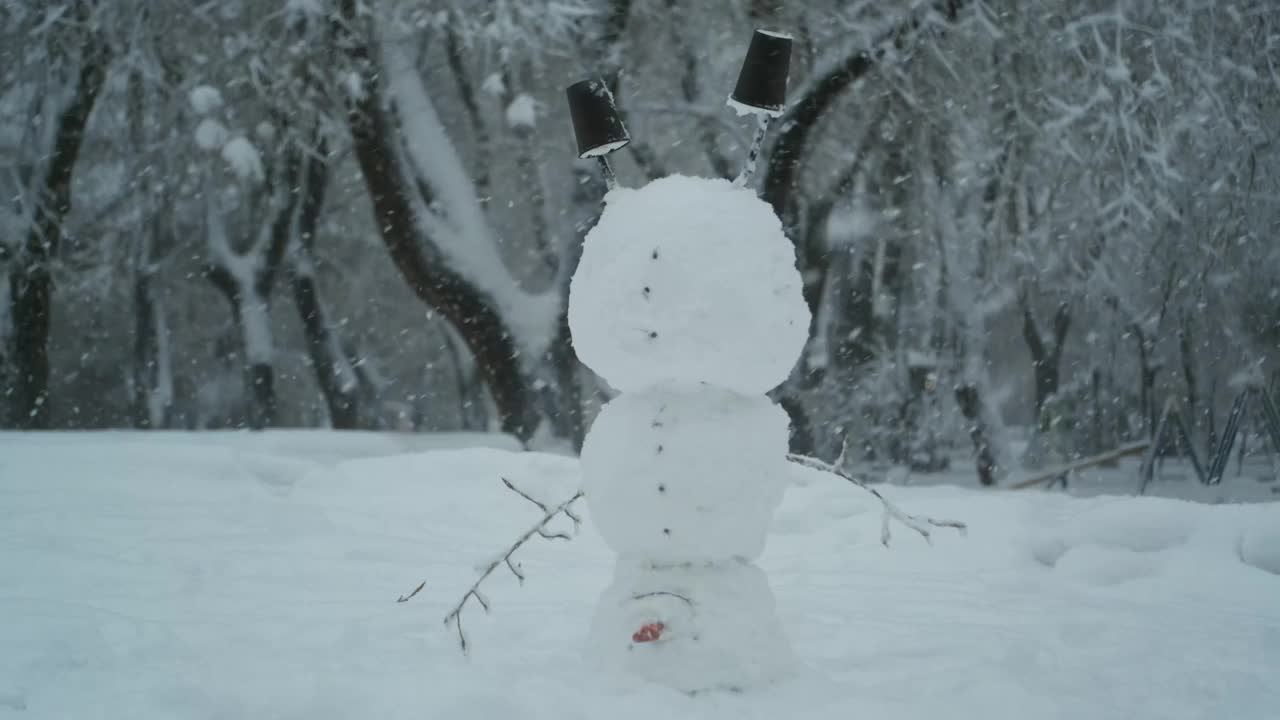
left=568, top=175, right=811, bottom=394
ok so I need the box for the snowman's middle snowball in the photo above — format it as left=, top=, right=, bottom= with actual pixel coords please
left=581, top=384, right=791, bottom=563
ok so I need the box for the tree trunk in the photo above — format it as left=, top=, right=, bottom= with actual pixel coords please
left=206, top=266, right=279, bottom=431
left=754, top=11, right=966, bottom=450
left=839, top=252, right=879, bottom=370
left=777, top=394, right=816, bottom=457
left=955, top=384, right=998, bottom=485
left=126, top=59, right=172, bottom=430
left=204, top=113, right=321, bottom=429
left=346, top=94, right=534, bottom=439
left=545, top=237, right=589, bottom=448
left=131, top=219, right=173, bottom=429
left=336, top=4, right=536, bottom=440
left=290, top=263, right=360, bottom=429
left=1179, top=313, right=1197, bottom=421
left=1022, top=299, right=1071, bottom=429
left=3, top=21, right=108, bottom=428
left=1131, top=322, right=1158, bottom=434
left=760, top=0, right=970, bottom=317
left=204, top=195, right=295, bottom=430
left=287, top=141, right=367, bottom=430
left=237, top=300, right=278, bottom=430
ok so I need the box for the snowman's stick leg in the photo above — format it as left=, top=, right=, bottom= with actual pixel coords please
left=597, top=156, right=618, bottom=191
left=733, top=114, right=771, bottom=188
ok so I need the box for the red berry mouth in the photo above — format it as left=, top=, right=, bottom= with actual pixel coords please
left=632, top=621, right=666, bottom=643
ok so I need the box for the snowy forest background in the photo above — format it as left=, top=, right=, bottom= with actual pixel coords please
left=1, top=0, right=1277, bottom=477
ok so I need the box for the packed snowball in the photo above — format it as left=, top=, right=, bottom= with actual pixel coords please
left=569, top=175, right=810, bottom=394
left=587, top=559, right=794, bottom=692
left=580, top=384, right=791, bottom=564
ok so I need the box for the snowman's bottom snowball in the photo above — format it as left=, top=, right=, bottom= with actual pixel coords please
left=586, top=559, right=795, bottom=692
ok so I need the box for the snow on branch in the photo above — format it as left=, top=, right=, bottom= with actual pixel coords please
left=786, top=452, right=966, bottom=546
left=378, top=37, right=559, bottom=360
left=425, top=478, right=585, bottom=653
left=203, top=196, right=255, bottom=287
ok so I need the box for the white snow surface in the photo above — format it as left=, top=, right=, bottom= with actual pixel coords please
left=193, top=118, right=228, bottom=151
left=580, top=384, right=790, bottom=562
left=2, top=431, right=1279, bottom=719
left=239, top=299, right=274, bottom=365
left=188, top=86, right=223, bottom=115
left=221, top=137, right=264, bottom=182
left=569, top=175, right=810, bottom=393
left=505, top=93, right=537, bottom=129
left=588, top=559, right=794, bottom=692
left=481, top=72, right=506, bottom=96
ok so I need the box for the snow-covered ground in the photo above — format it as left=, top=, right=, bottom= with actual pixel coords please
left=2, top=431, right=1278, bottom=719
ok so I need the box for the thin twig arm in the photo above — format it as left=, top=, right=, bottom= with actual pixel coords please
left=787, top=453, right=967, bottom=546
left=422, top=478, right=585, bottom=653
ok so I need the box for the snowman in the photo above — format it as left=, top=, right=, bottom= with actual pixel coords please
left=428, top=29, right=961, bottom=691
left=566, top=30, right=808, bottom=692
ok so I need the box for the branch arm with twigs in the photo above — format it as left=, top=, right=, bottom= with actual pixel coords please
left=786, top=452, right=966, bottom=546
left=420, top=478, right=584, bottom=653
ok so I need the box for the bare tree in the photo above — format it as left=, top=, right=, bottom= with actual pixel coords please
left=286, top=135, right=377, bottom=429
left=0, top=1, right=109, bottom=428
